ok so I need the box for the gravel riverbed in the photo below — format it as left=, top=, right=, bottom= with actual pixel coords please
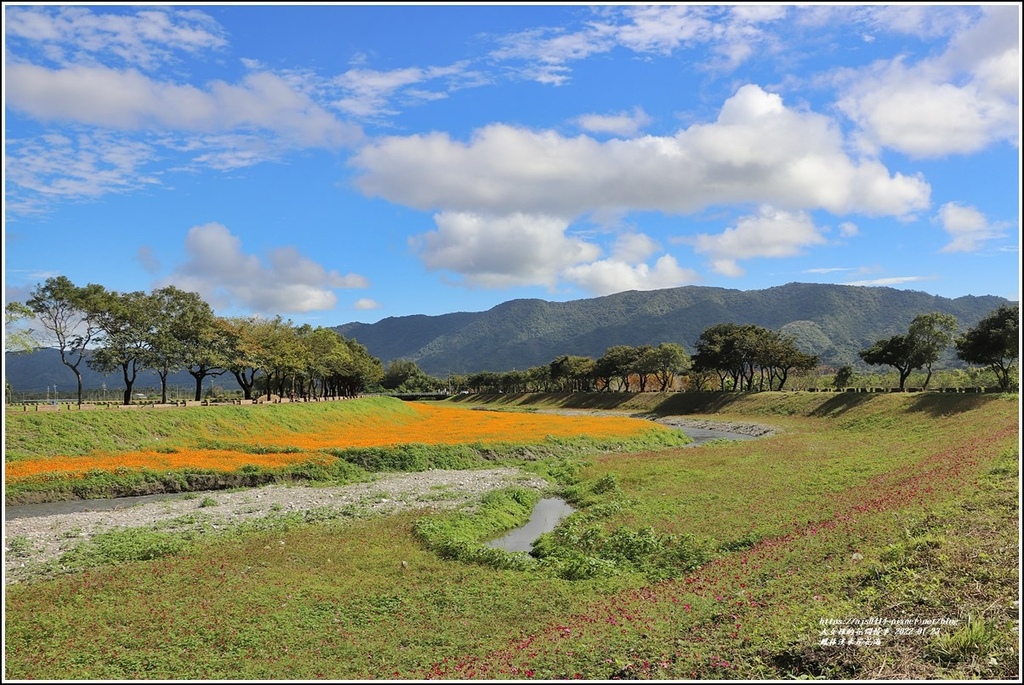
left=3, top=468, right=548, bottom=586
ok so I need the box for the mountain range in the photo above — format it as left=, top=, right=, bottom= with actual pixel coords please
left=5, top=283, right=1012, bottom=393
left=335, top=282, right=1011, bottom=376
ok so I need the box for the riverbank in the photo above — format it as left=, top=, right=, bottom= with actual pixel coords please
left=4, top=468, right=549, bottom=586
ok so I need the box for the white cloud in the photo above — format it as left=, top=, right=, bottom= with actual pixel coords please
left=493, top=5, right=788, bottom=84
left=5, top=6, right=228, bottom=70
left=4, top=131, right=161, bottom=212
left=5, top=63, right=361, bottom=148
left=688, top=206, right=828, bottom=277
left=803, top=267, right=857, bottom=275
left=844, top=276, right=933, bottom=287
left=332, top=63, right=470, bottom=118
left=839, top=222, right=859, bottom=237
left=576, top=107, right=652, bottom=136
left=160, top=223, right=369, bottom=314
left=614, top=5, right=715, bottom=55
left=353, top=84, right=931, bottom=219
left=855, top=5, right=976, bottom=39
left=610, top=233, right=661, bottom=263
left=562, top=254, right=699, bottom=296
left=490, top=25, right=616, bottom=72
left=411, top=212, right=601, bottom=289
left=354, top=298, right=381, bottom=311
left=835, top=5, right=1019, bottom=157
left=935, top=202, right=1007, bottom=253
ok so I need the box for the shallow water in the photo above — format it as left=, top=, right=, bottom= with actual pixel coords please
left=677, top=426, right=759, bottom=446
left=4, top=491, right=213, bottom=521
left=484, top=497, right=575, bottom=553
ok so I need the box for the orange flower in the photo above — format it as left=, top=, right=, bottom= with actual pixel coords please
left=5, top=404, right=664, bottom=483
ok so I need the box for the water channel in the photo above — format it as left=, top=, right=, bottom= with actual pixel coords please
left=3, top=425, right=760, bottom=522
left=482, top=425, right=760, bottom=553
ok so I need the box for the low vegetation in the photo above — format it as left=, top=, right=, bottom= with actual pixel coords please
left=4, top=391, right=1018, bottom=680
left=4, top=397, right=687, bottom=504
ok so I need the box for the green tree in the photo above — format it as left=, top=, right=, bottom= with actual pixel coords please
left=332, top=338, right=383, bottom=396
left=222, top=316, right=270, bottom=400
left=650, top=342, right=690, bottom=392
left=907, top=312, right=958, bottom=389
left=258, top=318, right=302, bottom=400
left=833, top=364, right=854, bottom=389
left=89, top=289, right=154, bottom=405
left=26, top=276, right=108, bottom=407
left=955, top=305, right=1019, bottom=392
left=381, top=359, right=441, bottom=393
left=692, top=323, right=745, bottom=391
left=859, top=334, right=924, bottom=391
left=631, top=345, right=659, bottom=392
left=145, top=287, right=223, bottom=403
left=4, top=302, right=36, bottom=353
left=549, top=355, right=595, bottom=392
left=4, top=302, right=38, bottom=404
left=595, top=345, right=640, bottom=392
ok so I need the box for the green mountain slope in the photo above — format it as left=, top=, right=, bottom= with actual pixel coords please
left=7, top=283, right=1011, bottom=390
left=336, top=283, right=1012, bottom=376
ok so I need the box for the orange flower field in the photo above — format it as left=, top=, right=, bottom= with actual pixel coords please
left=5, top=403, right=665, bottom=482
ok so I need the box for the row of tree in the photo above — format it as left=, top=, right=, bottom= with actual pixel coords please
left=856, top=308, right=1019, bottom=391
left=8, top=276, right=1018, bottom=404
left=398, top=307, right=1018, bottom=395
left=10, top=276, right=383, bottom=406
left=455, top=342, right=693, bottom=395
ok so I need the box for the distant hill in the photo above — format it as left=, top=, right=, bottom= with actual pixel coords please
left=4, top=348, right=201, bottom=396
left=335, top=283, right=1011, bottom=376
left=6, top=283, right=1012, bottom=391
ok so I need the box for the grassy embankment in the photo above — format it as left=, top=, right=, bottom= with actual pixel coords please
left=3, top=396, right=688, bottom=504
left=3, top=391, right=1019, bottom=680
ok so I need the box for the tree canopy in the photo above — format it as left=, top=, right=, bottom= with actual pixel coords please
left=954, top=305, right=1019, bottom=392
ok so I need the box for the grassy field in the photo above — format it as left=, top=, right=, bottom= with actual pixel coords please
left=3, top=391, right=1019, bottom=679
left=4, top=396, right=688, bottom=503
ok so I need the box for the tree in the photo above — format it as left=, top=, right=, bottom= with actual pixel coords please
left=631, top=345, right=659, bottom=392
left=222, top=316, right=270, bottom=400
left=25, top=276, right=107, bottom=407
left=955, top=305, right=1019, bottom=392
left=907, top=312, right=958, bottom=389
left=332, top=338, right=382, bottom=396
left=595, top=345, right=640, bottom=392
left=549, top=355, right=595, bottom=392
left=5, top=302, right=37, bottom=353
left=859, top=313, right=959, bottom=391
left=4, top=302, right=38, bottom=403
left=381, top=359, right=441, bottom=393
left=692, top=323, right=745, bottom=391
left=146, top=287, right=222, bottom=403
left=181, top=315, right=232, bottom=402
left=88, top=289, right=154, bottom=405
left=650, top=343, right=690, bottom=392
left=833, top=364, right=854, bottom=389
left=859, top=334, right=924, bottom=391
left=755, top=330, right=817, bottom=391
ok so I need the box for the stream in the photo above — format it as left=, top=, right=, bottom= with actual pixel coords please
left=482, top=424, right=763, bottom=552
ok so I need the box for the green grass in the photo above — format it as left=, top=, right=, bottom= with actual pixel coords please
left=5, top=397, right=690, bottom=504
left=4, top=391, right=1018, bottom=680
left=3, top=397, right=419, bottom=461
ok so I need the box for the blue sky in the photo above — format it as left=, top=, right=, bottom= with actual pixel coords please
left=3, top=3, right=1021, bottom=329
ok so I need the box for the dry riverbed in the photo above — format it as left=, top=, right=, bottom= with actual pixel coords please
left=3, top=467, right=548, bottom=586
